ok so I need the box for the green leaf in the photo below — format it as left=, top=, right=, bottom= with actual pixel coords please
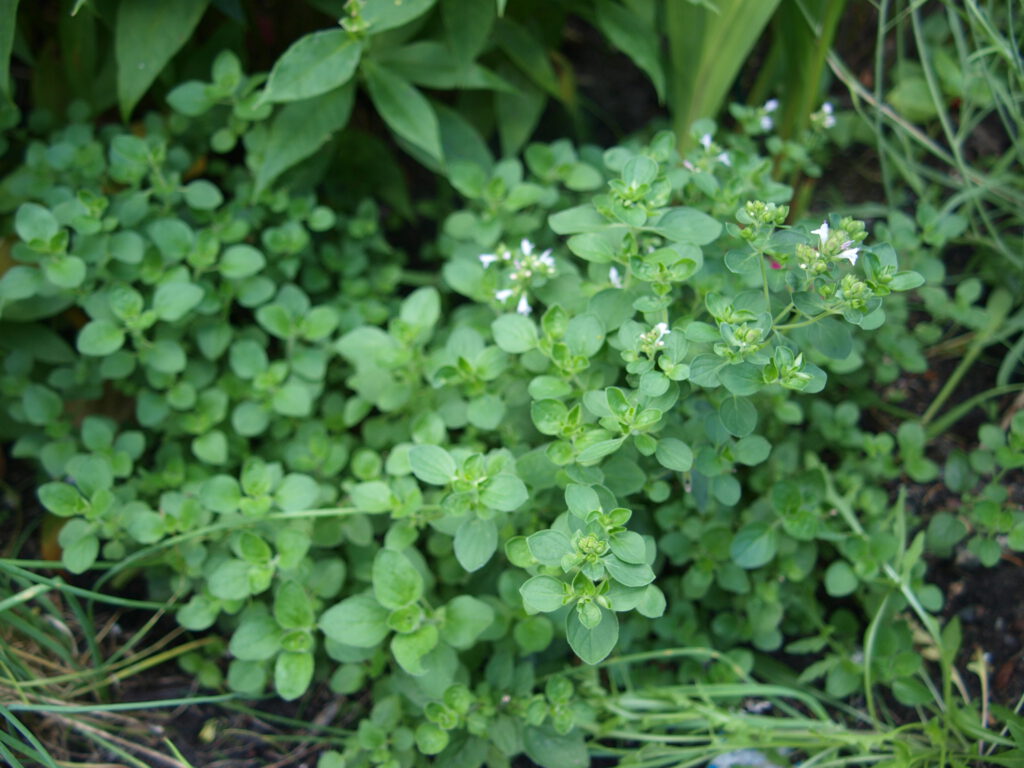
left=480, top=474, right=528, bottom=511
left=263, top=30, right=362, bottom=102
left=153, top=281, right=204, bottom=322
left=363, top=61, right=443, bottom=162
left=350, top=481, right=393, bottom=512
left=609, top=531, right=646, bottom=565
left=209, top=559, right=252, bottom=601
left=219, top=244, right=266, bottom=279
left=650, top=207, right=722, bottom=245
left=192, top=430, right=228, bottom=465
left=577, top=437, right=625, bottom=464
left=373, top=549, right=423, bottom=608
left=390, top=624, right=438, bottom=676
left=890, top=271, right=925, bottom=291
left=528, top=530, right=572, bottom=566
left=733, top=435, right=771, bottom=465
left=63, top=533, right=99, bottom=574
left=177, top=595, right=220, bottom=631
left=603, top=555, right=654, bottom=587
left=275, top=651, right=314, bottom=701
left=200, top=475, right=241, bottom=514
left=523, top=725, right=589, bottom=768
left=230, top=613, right=282, bottom=661
left=454, top=516, right=497, bottom=572
left=565, top=313, right=605, bottom=357
left=319, top=592, right=390, bottom=647
left=253, top=82, right=356, bottom=195
left=115, top=0, right=209, bottom=118
left=408, top=444, right=456, bottom=485
left=15, top=202, right=60, bottom=244
left=730, top=523, right=778, bottom=569
left=363, top=0, right=438, bottom=33
left=126, top=508, right=164, bottom=544
left=442, top=0, right=495, bottom=65
left=824, top=561, right=858, bottom=597
left=595, top=0, right=665, bottom=101
left=275, top=473, right=320, bottom=512
left=272, top=382, right=312, bottom=417
left=566, top=607, right=618, bottom=664
left=77, top=320, right=125, bottom=356
left=565, top=484, right=600, bottom=518
left=441, top=595, right=495, bottom=649
left=416, top=722, right=450, bottom=755
left=274, top=581, right=315, bottom=628
left=520, top=575, right=565, bottom=613
left=38, top=482, right=87, bottom=517
left=720, top=397, right=757, bottom=437
left=807, top=317, right=853, bottom=360
left=43, top=255, right=86, bottom=289
left=182, top=180, right=224, bottom=210
left=491, top=313, right=538, bottom=353
left=655, top=437, right=693, bottom=471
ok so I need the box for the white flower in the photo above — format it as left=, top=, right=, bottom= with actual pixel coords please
left=520, top=239, right=534, bottom=256
left=764, top=99, right=779, bottom=112
left=516, top=295, right=531, bottom=315
left=821, top=102, right=836, bottom=128
left=479, top=253, right=498, bottom=267
left=811, top=221, right=829, bottom=247
left=717, top=152, right=731, bottom=166
left=609, top=266, right=623, bottom=288
left=537, top=249, right=555, bottom=270
left=700, top=133, right=713, bottom=150
left=495, top=289, right=513, bottom=302
left=760, top=115, right=774, bottom=131
left=653, top=322, right=670, bottom=347
left=837, top=247, right=859, bottom=265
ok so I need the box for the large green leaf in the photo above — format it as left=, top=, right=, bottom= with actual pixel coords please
left=252, top=82, right=356, bottom=195
left=595, top=0, right=664, bottom=101
left=263, top=30, right=362, bottom=103
left=115, top=0, right=210, bottom=119
left=667, top=0, right=781, bottom=145
left=363, top=61, right=443, bottom=162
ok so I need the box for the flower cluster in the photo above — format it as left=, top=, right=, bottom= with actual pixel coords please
left=480, top=239, right=556, bottom=315
left=638, top=322, right=671, bottom=357
left=811, top=102, right=836, bottom=129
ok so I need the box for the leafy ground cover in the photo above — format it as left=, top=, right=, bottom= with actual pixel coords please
left=1, top=1, right=1022, bottom=767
